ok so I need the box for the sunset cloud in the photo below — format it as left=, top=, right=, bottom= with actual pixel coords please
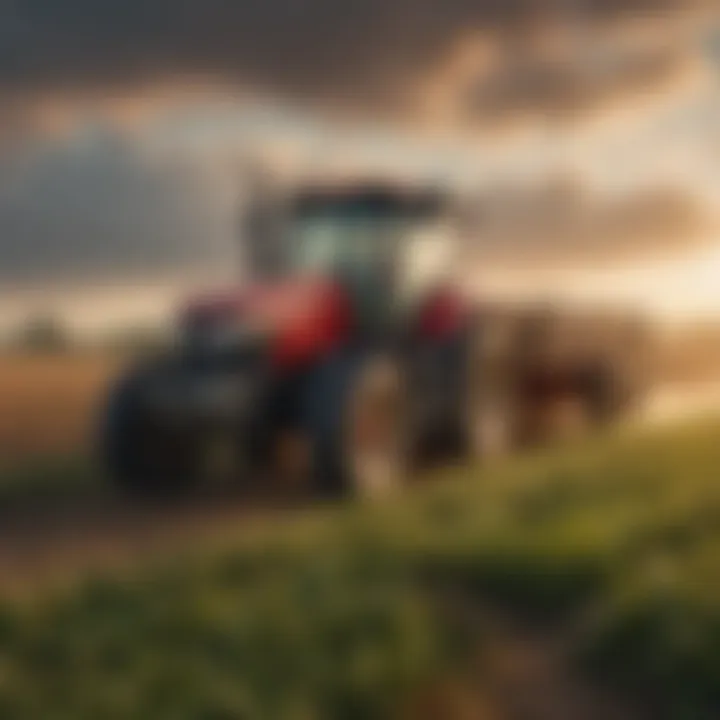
left=0, top=0, right=714, bottom=137
left=466, top=177, right=718, bottom=267
left=0, top=0, right=718, bottom=303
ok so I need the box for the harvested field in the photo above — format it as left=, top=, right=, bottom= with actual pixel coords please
left=0, top=353, right=120, bottom=466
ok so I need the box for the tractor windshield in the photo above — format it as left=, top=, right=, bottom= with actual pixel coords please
left=287, top=215, right=405, bottom=277
left=283, top=187, right=446, bottom=279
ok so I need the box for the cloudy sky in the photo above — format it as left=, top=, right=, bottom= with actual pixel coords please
left=0, top=0, right=719, bottom=331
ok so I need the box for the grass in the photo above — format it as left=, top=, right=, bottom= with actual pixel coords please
left=0, top=421, right=718, bottom=717
left=0, top=456, right=103, bottom=512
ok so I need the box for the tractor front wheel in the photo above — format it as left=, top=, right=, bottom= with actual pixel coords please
left=304, top=353, right=410, bottom=500
left=344, top=357, right=408, bottom=499
left=101, top=373, right=203, bottom=499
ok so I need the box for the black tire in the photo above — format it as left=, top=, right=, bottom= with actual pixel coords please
left=301, top=351, right=409, bottom=499
left=100, top=367, right=203, bottom=498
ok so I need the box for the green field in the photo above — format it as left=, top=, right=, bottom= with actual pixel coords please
left=1, top=421, right=720, bottom=718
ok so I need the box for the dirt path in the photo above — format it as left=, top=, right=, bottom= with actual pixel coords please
left=409, top=602, right=643, bottom=720
left=0, top=489, right=296, bottom=595
left=472, top=611, right=642, bottom=720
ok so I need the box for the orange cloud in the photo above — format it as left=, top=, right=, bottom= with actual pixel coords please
left=0, top=0, right=714, bottom=141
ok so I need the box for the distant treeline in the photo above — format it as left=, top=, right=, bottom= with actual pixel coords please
left=2, top=313, right=169, bottom=355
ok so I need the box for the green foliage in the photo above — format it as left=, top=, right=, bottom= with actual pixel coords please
left=0, top=457, right=100, bottom=510
left=3, top=420, right=720, bottom=716
left=0, top=552, right=450, bottom=719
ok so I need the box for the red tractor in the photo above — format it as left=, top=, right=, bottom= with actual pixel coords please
left=101, top=181, right=648, bottom=498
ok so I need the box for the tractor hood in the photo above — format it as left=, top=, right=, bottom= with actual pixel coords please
left=180, top=278, right=352, bottom=368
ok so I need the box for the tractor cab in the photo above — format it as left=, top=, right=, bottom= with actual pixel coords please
left=243, top=182, right=458, bottom=333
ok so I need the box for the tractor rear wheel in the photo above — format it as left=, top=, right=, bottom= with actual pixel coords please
left=344, top=357, right=408, bottom=499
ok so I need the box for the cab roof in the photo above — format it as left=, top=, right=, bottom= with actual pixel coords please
left=289, top=181, right=449, bottom=220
